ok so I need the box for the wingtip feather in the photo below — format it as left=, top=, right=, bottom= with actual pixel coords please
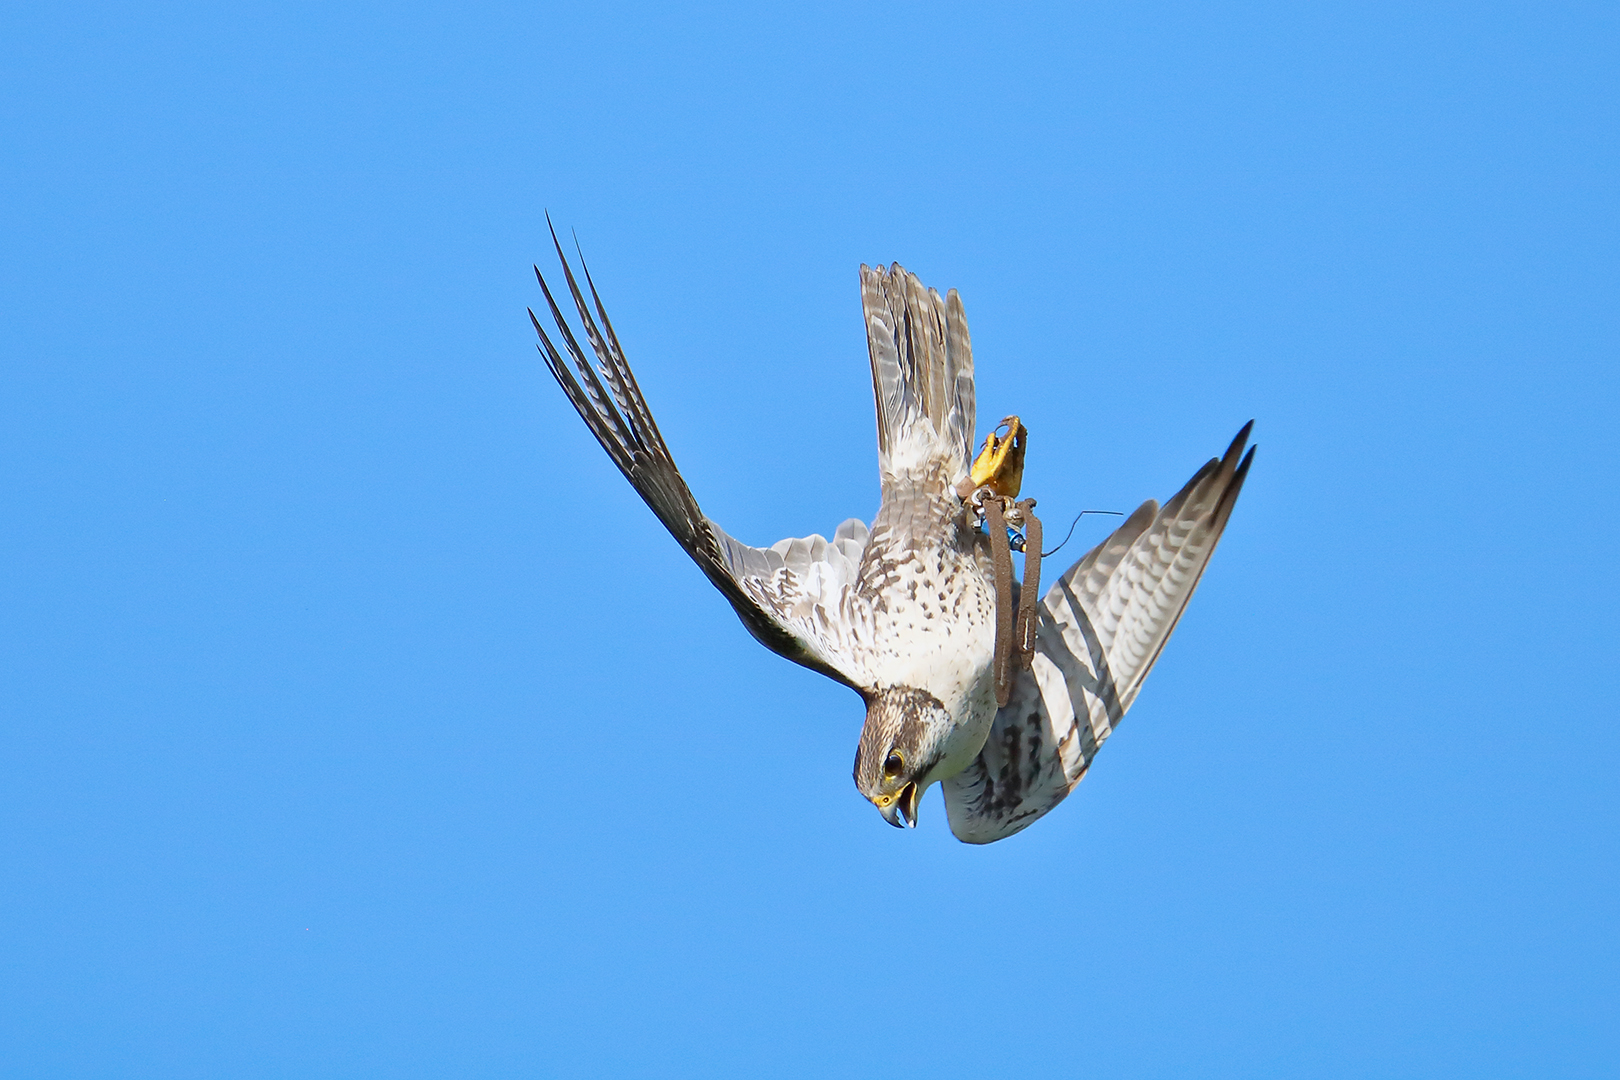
left=1211, top=444, right=1256, bottom=529
left=1222, top=420, right=1255, bottom=468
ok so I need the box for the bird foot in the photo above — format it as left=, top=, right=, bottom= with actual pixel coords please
left=968, top=415, right=1027, bottom=499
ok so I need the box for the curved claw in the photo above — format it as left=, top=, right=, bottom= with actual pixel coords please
left=969, top=416, right=1027, bottom=498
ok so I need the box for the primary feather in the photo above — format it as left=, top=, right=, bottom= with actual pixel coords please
left=532, top=233, right=1254, bottom=843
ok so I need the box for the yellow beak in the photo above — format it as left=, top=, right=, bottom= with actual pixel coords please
left=874, top=783, right=921, bottom=828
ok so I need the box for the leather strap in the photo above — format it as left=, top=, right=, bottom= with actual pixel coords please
left=983, top=497, right=1016, bottom=708
left=1015, top=498, right=1042, bottom=672
left=980, top=495, right=1042, bottom=708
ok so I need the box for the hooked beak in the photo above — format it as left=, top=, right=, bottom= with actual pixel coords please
left=877, top=783, right=921, bottom=829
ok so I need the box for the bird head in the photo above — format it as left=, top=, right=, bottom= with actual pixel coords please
left=853, top=687, right=953, bottom=828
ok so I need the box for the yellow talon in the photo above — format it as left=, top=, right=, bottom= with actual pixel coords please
left=969, top=416, right=1027, bottom=498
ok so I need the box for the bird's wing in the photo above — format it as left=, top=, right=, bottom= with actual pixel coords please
left=532, top=231, right=875, bottom=691
left=859, top=264, right=976, bottom=496
left=942, top=423, right=1255, bottom=843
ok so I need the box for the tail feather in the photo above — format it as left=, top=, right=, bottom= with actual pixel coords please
left=859, top=263, right=976, bottom=493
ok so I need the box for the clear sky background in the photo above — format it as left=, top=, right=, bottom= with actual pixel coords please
left=2, top=2, right=1616, bottom=1076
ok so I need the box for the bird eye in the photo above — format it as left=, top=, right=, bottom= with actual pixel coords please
left=882, top=750, right=904, bottom=777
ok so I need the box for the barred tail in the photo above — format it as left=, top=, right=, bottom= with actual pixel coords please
left=858, top=264, right=976, bottom=494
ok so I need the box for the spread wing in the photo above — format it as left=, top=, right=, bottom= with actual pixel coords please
left=942, top=423, right=1255, bottom=843
left=531, top=230, right=875, bottom=691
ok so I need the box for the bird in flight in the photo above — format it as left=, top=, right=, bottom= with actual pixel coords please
left=532, top=235, right=1254, bottom=843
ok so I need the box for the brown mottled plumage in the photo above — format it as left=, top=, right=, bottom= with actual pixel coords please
left=533, top=229, right=1254, bottom=842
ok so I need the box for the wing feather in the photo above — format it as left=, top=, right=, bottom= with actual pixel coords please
left=534, top=226, right=874, bottom=690
left=943, top=423, right=1256, bottom=843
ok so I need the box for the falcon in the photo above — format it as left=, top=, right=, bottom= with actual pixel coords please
left=531, top=236, right=1254, bottom=843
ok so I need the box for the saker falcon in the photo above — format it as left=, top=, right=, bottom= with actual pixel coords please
left=531, top=237, right=1254, bottom=843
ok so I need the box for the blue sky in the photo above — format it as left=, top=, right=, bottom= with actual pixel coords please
left=2, top=1, right=1616, bottom=1076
